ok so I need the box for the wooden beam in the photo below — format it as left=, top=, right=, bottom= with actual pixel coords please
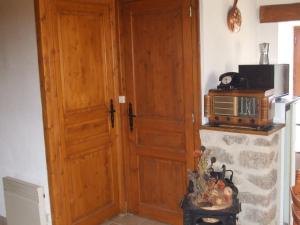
left=260, top=3, right=300, bottom=23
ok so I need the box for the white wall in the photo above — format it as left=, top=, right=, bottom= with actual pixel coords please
left=200, top=0, right=300, bottom=121
left=257, top=22, right=279, bottom=63
left=200, top=0, right=260, bottom=122
left=257, top=0, right=300, bottom=63
left=257, top=0, right=300, bottom=94
left=0, top=0, right=51, bottom=222
left=278, top=21, right=300, bottom=94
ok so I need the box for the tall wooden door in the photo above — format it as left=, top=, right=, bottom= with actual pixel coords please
left=36, top=1, right=121, bottom=225
left=120, top=0, right=200, bottom=224
left=294, top=26, right=300, bottom=96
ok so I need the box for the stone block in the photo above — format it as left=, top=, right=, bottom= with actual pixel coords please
left=253, top=138, right=271, bottom=147
left=223, top=135, right=249, bottom=145
left=248, top=169, right=277, bottom=190
left=244, top=205, right=276, bottom=225
left=239, top=188, right=276, bottom=207
left=239, top=151, right=275, bottom=169
left=206, top=146, right=234, bottom=164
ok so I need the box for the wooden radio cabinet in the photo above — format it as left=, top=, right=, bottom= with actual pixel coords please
left=204, top=89, right=275, bottom=128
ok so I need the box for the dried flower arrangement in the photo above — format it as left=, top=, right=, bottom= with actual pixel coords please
left=188, top=147, right=234, bottom=210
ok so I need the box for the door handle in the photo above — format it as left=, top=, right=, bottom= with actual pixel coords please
left=128, top=103, right=136, bottom=131
left=109, top=99, right=116, bottom=128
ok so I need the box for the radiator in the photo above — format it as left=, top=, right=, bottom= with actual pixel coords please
left=3, top=177, right=47, bottom=225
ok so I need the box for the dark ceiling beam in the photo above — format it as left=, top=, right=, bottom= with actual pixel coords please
left=260, top=3, right=300, bottom=23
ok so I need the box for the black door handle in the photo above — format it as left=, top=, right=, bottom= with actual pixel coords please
left=128, top=103, right=136, bottom=131
left=109, top=99, right=116, bottom=128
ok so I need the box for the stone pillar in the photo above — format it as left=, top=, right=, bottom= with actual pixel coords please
left=200, top=129, right=282, bottom=225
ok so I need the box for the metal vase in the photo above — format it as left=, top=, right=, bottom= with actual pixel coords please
left=259, top=43, right=270, bottom=65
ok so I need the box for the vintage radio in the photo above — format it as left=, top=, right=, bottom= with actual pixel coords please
left=204, top=89, right=275, bottom=128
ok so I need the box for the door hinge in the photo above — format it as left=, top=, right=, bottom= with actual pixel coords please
left=189, top=5, right=192, bottom=17
left=192, top=113, right=195, bottom=124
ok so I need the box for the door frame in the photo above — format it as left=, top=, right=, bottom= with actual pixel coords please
left=117, top=0, right=202, bottom=213
left=260, top=3, right=300, bottom=23
left=34, top=0, right=126, bottom=225
left=294, top=26, right=300, bottom=96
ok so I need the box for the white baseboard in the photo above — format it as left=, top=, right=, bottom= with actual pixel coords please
left=0, top=216, right=6, bottom=225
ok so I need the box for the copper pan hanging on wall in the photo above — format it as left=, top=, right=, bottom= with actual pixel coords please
left=227, top=0, right=242, bottom=33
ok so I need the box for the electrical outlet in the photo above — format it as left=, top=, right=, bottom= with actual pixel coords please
left=119, top=96, right=126, bottom=104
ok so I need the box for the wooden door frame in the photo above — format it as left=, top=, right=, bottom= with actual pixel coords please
left=34, top=0, right=126, bottom=225
left=260, top=3, right=300, bottom=23
left=191, top=0, right=202, bottom=156
left=117, top=0, right=202, bottom=213
left=260, top=3, right=300, bottom=96
left=294, top=26, right=300, bottom=97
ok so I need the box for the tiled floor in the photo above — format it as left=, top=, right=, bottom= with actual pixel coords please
left=100, top=214, right=169, bottom=225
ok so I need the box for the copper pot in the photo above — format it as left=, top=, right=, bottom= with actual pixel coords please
left=227, top=0, right=242, bottom=33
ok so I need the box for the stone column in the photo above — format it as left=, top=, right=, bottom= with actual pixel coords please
left=200, top=129, right=282, bottom=225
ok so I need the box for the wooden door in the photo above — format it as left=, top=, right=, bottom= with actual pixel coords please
left=35, top=1, right=121, bottom=225
left=294, top=26, right=300, bottom=96
left=120, top=0, right=200, bottom=224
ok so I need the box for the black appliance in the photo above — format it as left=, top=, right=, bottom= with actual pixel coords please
left=181, top=198, right=241, bottom=225
left=239, top=64, right=289, bottom=97
left=180, top=158, right=241, bottom=225
left=217, top=72, right=248, bottom=90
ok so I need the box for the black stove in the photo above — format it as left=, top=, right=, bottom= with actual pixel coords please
left=180, top=155, right=241, bottom=225
left=181, top=195, right=241, bottom=225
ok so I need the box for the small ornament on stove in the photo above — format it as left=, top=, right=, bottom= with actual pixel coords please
left=188, top=146, right=237, bottom=210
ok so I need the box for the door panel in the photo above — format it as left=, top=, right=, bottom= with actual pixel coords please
left=58, top=12, right=107, bottom=112
left=68, top=150, right=113, bottom=221
left=139, top=157, right=186, bottom=211
left=132, top=9, right=184, bottom=120
left=121, top=0, right=196, bottom=224
left=36, top=1, right=120, bottom=225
